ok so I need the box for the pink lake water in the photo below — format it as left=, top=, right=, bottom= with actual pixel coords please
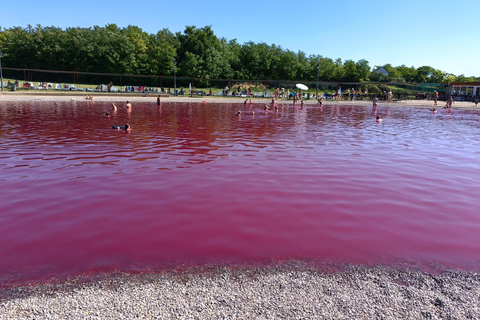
left=1, top=100, right=480, bottom=284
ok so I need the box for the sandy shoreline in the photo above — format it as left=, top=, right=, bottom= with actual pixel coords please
left=1, top=91, right=479, bottom=110
left=1, top=262, right=479, bottom=319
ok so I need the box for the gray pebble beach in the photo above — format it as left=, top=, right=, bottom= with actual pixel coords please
left=1, top=262, right=479, bottom=319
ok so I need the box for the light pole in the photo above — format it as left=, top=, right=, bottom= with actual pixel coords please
left=316, top=62, right=319, bottom=98
left=0, top=50, right=4, bottom=92
left=173, top=59, right=177, bottom=96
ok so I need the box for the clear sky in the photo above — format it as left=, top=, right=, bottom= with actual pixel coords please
left=1, top=0, right=478, bottom=77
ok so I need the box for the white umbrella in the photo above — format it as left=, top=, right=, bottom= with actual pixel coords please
left=296, top=83, right=308, bottom=91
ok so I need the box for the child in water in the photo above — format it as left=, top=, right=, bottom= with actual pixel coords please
left=317, top=96, right=324, bottom=106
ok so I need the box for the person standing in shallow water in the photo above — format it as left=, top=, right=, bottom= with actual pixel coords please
left=433, top=91, right=439, bottom=106
left=387, top=90, right=393, bottom=102
left=445, top=95, right=454, bottom=109
left=157, top=95, right=161, bottom=106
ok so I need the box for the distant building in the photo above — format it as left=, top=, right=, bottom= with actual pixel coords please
left=375, top=67, right=389, bottom=76
left=444, top=82, right=480, bottom=96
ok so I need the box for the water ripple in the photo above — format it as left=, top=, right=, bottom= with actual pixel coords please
left=1, top=101, right=480, bottom=282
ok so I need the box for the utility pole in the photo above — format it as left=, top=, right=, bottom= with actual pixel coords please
left=0, top=50, right=4, bottom=92
left=174, top=59, right=177, bottom=96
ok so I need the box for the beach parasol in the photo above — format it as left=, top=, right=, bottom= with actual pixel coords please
left=296, top=83, right=308, bottom=91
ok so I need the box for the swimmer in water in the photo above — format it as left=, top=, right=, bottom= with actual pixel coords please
left=317, top=96, right=324, bottom=106
left=125, top=101, right=132, bottom=108
left=264, top=104, right=270, bottom=111
left=236, top=111, right=242, bottom=116
left=430, top=108, right=437, bottom=114
left=376, top=115, right=383, bottom=122
left=112, top=123, right=131, bottom=130
left=105, top=112, right=110, bottom=117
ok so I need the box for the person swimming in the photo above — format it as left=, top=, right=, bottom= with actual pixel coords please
left=236, top=111, right=242, bottom=116
left=112, top=123, right=131, bottom=130
left=430, top=108, right=437, bottom=114
left=125, top=101, right=132, bottom=108
left=376, top=115, right=383, bottom=122
left=105, top=112, right=111, bottom=117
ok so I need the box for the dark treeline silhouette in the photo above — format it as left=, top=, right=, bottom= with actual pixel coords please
left=0, top=24, right=478, bottom=87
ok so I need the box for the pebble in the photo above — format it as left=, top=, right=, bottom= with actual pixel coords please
left=1, top=263, right=479, bottom=319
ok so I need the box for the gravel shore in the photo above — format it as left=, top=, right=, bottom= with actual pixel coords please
left=1, top=262, right=479, bottom=319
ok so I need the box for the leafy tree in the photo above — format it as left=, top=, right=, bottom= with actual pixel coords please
left=296, top=51, right=309, bottom=80
left=415, top=66, right=437, bottom=83
left=278, top=50, right=301, bottom=80
left=333, top=58, right=344, bottom=82
left=355, top=59, right=371, bottom=82
left=0, top=23, right=477, bottom=87
left=342, top=60, right=358, bottom=82
left=238, top=42, right=266, bottom=79
left=396, top=65, right=418, bottom=83
left=314, top=56, right=337, bottom=82
left=148, top=28, right=178, bottom=77
left=455, top=74, right=477, bottom=82
left=177, top=25, right=224, bottom=79
left=445, top=74, right=456, bottom=84
left=225, top=39, right=244, bottom=79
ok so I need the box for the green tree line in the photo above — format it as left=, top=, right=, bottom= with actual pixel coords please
left=0, top=24, right=478, bottom=85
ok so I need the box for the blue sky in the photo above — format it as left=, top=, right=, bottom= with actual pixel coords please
left=2, top=0, right=478, bottom=77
